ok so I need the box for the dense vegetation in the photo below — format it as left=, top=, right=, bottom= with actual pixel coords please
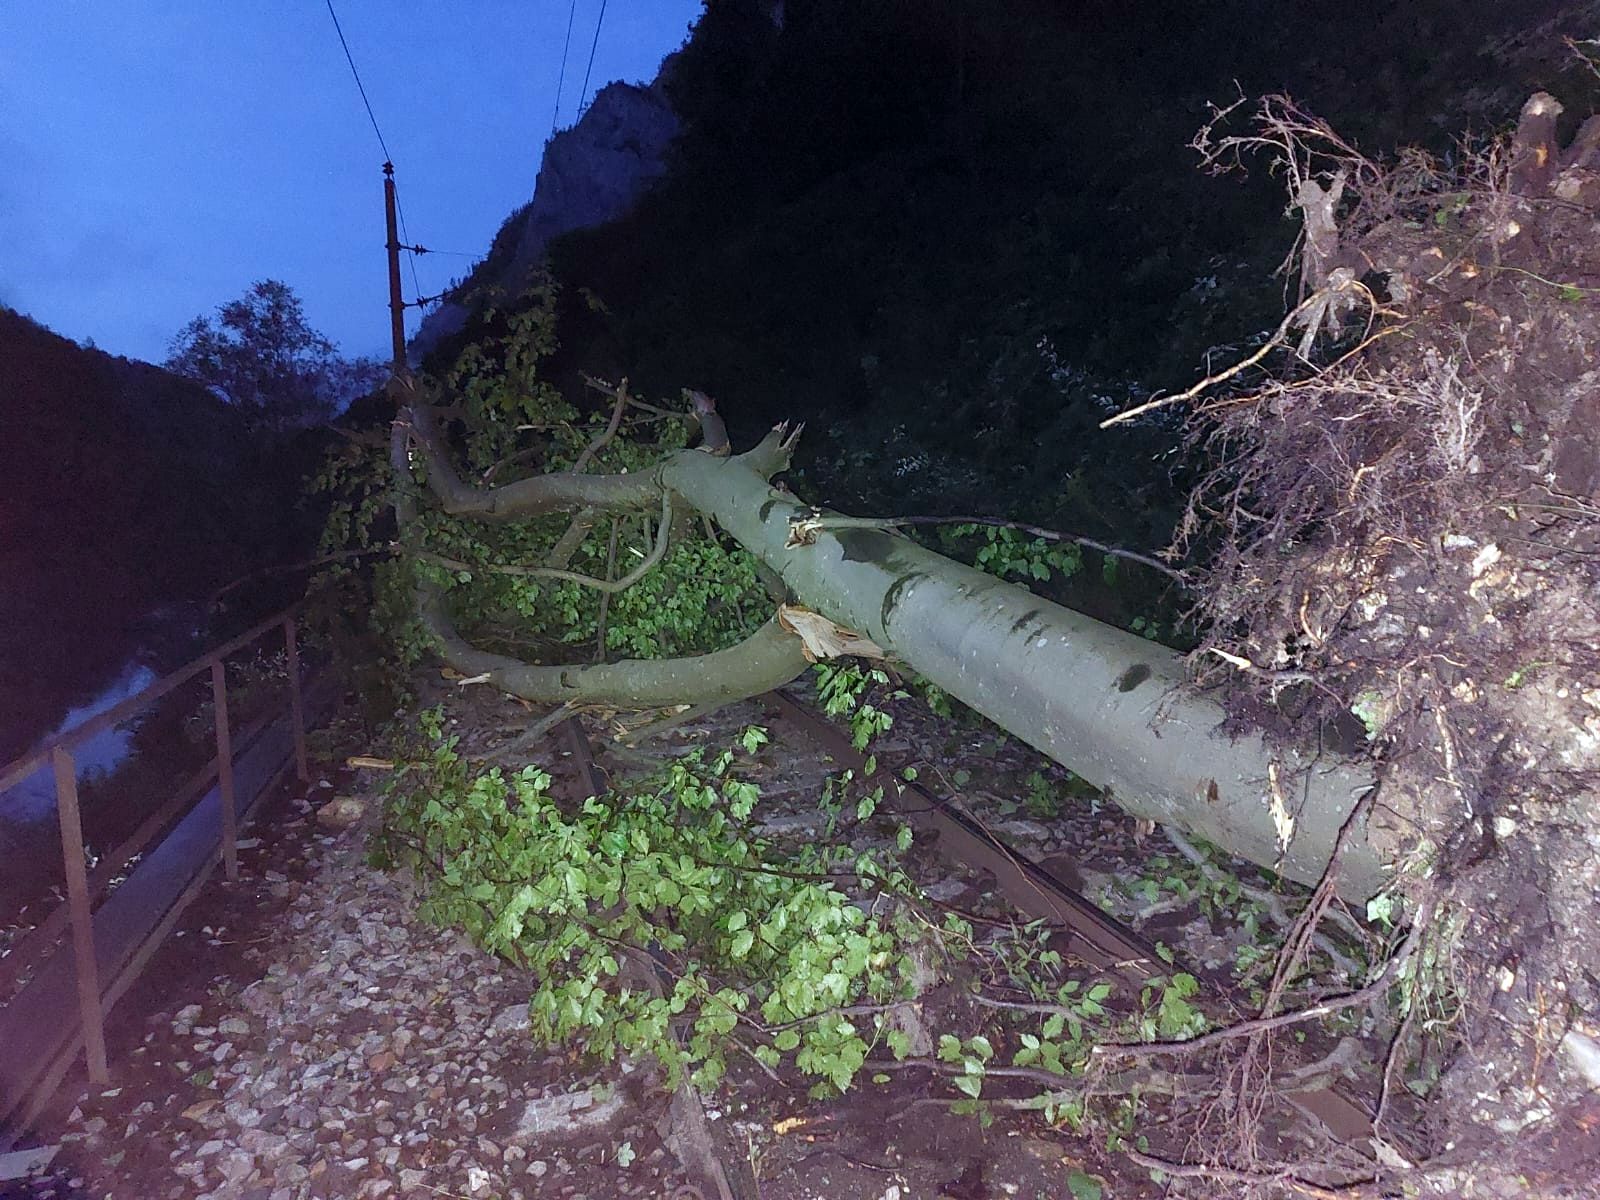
left=429, top=0, right=1590, bottom=567
left=367, top=5, right=1600, bottom=1189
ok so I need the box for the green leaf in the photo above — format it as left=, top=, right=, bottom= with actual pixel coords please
left=953, top=1073, right=983, bottom=1098
left=886, top=1029, right=912, bottom=1060
left=615, top=1141, right=636, bottom=1168
left=1067, top=1170, right=1103, bottom=1200
left=730, top=930, right=756, bottom=959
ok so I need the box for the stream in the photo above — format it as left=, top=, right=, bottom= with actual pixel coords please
left=0, top=659, right=158, bottom=830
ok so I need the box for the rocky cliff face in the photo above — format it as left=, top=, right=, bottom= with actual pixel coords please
left=411, top=76, right=680, bottom=362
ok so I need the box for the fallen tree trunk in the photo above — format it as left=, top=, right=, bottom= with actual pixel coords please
left=396, top=398, right=1389, bottom=902
left=658, top=433, right=1387, bottom=901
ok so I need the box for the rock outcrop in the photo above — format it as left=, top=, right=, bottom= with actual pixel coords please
left=411, top=77, right=679, bottom=363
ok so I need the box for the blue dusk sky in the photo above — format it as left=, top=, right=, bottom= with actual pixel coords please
left=1, top=2, right=703, bottom=364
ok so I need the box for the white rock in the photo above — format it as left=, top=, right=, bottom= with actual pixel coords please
left=0, top=1145, right=60, bottom=1182
left=511, top=1087, right=625, bottom=1140
left=219, top=1149, right=256, bottom=1184
left=490, top=1003, right=531, bottom=1035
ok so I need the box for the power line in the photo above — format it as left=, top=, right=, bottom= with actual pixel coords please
left=397, top=245, right=480, bottom=259
left=391, top=180, right=426, bottom=308
left=551, top=0, right=578, bottom=134
left=324, top=1, right=426, bottom=314
left=577, top=0, right=609, bottom=117
left=324, top=0, right=391, bottom=162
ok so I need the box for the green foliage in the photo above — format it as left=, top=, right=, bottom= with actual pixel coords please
left=813, top=661, right=906, bottom=751
left=166, top=279, right=382, bottom=434
left=908, top=672, right=954, bottom=718
left=376, top=711, right=1232, bottom=1123
left=1128, top=615, right=1164, bottom=642
left=380, top=714, right=928, bottom=1093
left=1021, top=770, right=1063, bottom=819
left=1134, top=970, right=1206, bottom=1041
left=1008, top=976, right=1115, bottom=1092
left=942, top=524, right=1084, bottom=585
left=309, top=281, right=768, bottom=699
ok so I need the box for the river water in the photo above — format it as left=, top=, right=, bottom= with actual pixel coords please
left=0, top=659, right=158, bottom=831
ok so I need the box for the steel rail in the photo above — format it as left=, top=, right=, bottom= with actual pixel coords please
left=755, top=689, right=1377, bottom=1147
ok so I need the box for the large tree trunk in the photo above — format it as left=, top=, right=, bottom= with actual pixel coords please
left=396, top=399, right=1389, bottom=902
left=657, top=440, right=1388, bottom=902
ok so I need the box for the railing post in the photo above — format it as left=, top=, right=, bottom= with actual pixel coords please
left=284, top=617, right=309, bottom=782
left=52, top=748, right=109, bottom=1085
left=211, top=660, right=238, bottom=882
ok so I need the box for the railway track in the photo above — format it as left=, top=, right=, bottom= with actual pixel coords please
left=553, top=687, right=1378, bottom=1155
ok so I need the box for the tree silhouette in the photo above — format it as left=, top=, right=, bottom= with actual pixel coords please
left=166, top=279, right=382, bottom=433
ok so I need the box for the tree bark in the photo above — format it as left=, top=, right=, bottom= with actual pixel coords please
left=398, top=404, right=1389, bottom=902
left=418, top=588, right=811, bottom=708
left=658, top=433, right=1388, bottom=902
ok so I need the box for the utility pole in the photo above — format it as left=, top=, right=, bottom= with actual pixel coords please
left=383, top=161, right=406, bottom=372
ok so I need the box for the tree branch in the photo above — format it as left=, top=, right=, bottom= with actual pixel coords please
left=570, top=377, right=630, bottom=474
left=1091, top=892, right=1435, bottom=1061
left=547, top=508, right=598, bottom=569
left=417, top=588, right=809, bottom=708
left=398, top=387, right=659, bottom=520
left=789, top=513, right=1187, bottom=583
left=415, top=492, right=675, bottom=595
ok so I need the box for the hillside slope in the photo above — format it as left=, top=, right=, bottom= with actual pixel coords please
left=418, top=0, right=1599, bottom=558
left=0, top=309, right=314, bottom=758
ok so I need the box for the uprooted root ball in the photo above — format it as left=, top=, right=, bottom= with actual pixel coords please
left=1179, top=92, right=1600, bottom=1189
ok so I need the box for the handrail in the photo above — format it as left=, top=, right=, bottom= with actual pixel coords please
left=0, top=603, right=301, bottom=796
left=0, top=601, right=313, bottom=1106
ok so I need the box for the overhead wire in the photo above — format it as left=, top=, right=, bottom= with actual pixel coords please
left=324, top=0, right=391, bottom=162
left=577, top=0, right=610, bottom=117
left=324, top=0, right=430, bottom=308
left=551, top=0, right=579, bottom=134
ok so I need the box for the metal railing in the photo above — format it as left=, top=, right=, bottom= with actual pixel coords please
left=0, top=606, right=309, bottom=1097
